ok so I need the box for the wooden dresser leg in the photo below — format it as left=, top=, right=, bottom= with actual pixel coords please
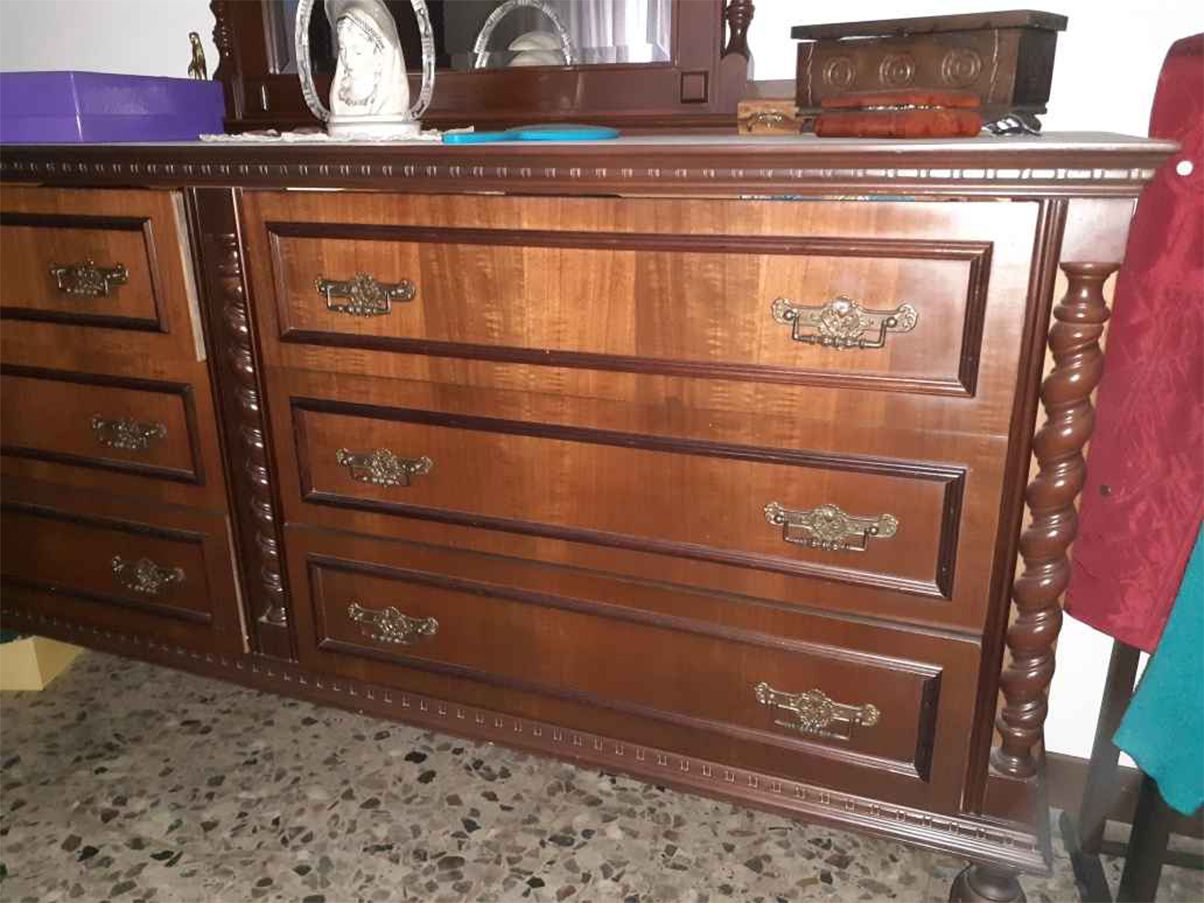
left=950, top=864, right=1027, bottom=903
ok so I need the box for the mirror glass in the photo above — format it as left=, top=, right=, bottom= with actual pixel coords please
left=268, top=0, right=673, bottom=73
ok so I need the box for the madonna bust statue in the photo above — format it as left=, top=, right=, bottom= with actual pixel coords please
left=296, top=0, right=435, bottom=139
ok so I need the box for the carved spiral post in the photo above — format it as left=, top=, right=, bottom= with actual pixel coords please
left=993, top=261, right=1118, bottom=778
left=215, top=233, right=290, bottom=634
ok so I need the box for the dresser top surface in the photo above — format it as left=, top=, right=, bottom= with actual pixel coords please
left=0, top=131, right=1176, bottom=198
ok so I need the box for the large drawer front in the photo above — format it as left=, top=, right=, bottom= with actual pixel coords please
left=287, top=529, right=980, bottom=810
left=1, top=368, right=203, bottom=484
left=266, top=222, right=987, bottom=395
left=0, top=194, right=169, bottom=333
left=0, top=500, right=244, bottom=653
left=293, top=400, right=964, bottom=599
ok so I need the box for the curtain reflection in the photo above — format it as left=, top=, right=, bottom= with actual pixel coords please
left=271, top=0, right=672, bottom=73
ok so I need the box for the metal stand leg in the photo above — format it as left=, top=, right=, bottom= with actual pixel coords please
left=1116, top=775, right=1176, bottom=902
left=1080, top=643, right=1144, bottom=851
left=1061, top=641, right=1142, bottom=901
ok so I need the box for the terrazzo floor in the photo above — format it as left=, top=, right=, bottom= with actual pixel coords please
left=1, top=651, right=1200, bottom=903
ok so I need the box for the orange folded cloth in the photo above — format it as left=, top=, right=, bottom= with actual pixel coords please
left=814, top=90, right=982, bottom=138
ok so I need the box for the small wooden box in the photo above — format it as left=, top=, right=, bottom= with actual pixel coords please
left=793, top=10, right=1067, bottom=121
left=737, top=98, right=804, bottom=134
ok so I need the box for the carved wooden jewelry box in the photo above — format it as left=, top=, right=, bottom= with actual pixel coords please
left=793, top=11, right=1068, bottom=123
left=0, top=133, right=1174, bottom=901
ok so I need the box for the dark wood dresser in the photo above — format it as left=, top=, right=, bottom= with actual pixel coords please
left=0, top=135, right=1174, bottom=901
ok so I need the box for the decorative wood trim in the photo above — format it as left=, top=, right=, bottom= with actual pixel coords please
left=993, top=261, right=1118, bottom=779
left=306, top=552, right=942, bottom=780
left=291, top=397, right=966, bottom=600
left=186, top=188, right=294, bottom=660
left=964, top=198, right=1068, bottom=811
left=0, top=211, right=169, bottom=333
left=267, top=223, right=991, bottom=397
left=312, top=553, right=945, bottom=674
left=0, top=501, right=212, bottom=625
left=0, top=364, right=204, bottom=485
left=0, top=601, right=1050, bottom=875
left=0, top=142, right=1173, bottom=199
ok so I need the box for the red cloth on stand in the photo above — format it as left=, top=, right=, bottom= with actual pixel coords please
left=1065, top=35, right=1204, bottom=652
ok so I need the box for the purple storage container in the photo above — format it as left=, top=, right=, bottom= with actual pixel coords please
left=0, top=71, right=224, bottom=143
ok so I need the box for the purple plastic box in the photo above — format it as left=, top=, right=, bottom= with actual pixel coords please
left=0, top=71, right=224, bottom=143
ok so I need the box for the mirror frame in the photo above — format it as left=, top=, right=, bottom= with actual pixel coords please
left=210, top=0, right=754, bottom=131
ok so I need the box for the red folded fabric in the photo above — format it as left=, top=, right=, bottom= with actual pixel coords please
left=814, top=109, right=982, bottom=138
left=814, top=89, right=982, bottom=138
left=1065, top=34, right=1204, bottom=652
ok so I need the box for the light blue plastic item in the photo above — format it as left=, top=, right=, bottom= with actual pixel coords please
left=443, top=124, right=618, bottom=144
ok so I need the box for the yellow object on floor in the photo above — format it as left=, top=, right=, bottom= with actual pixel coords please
left=0, top=636, right=83, bottom=690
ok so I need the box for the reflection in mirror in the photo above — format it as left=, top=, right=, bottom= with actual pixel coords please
left=269, top=0, right=672, bottom=73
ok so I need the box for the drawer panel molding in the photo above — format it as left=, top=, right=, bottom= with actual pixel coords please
left=267, top=222, right=992, bottom=397
left=292, top=398, right=966, bottom=599
left=0, top=211, right=168, bottom=333
left=302, top=552, right=945, bottom=783
left=1, top=502, right=212, bottom=625
left=1, top=365, right=204, bottom=484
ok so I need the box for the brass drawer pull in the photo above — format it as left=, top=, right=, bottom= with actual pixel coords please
left=315, top=272, right=416, bottom=317
left=91, top=415, right=167, bottom=452
left=754, top=682, right=880, bottom=741
left=111, top=555, right=185, bottom=596
left=335, top=448, right=433, bottom=487
left=48, top=259, right=129, bottom=297
left=771, top=296, right=918, bottom=349
left=348, top=601, right=438, bottom=645
left=764, top=502, right=897, bottom=553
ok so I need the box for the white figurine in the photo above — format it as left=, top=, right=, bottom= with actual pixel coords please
left=295, top=0, right=435, bottom=140
left=328, top=0, right=409, bottom=119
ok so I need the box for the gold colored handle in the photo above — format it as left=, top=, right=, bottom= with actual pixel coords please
left=771, top=296, right=918, bottom=349
left=111, top=555, right=185, bottom=596
left=49, top=259, right=129, bottom=297
left=91, top=415, right=167, bottom=452
left=315, top=272, right=416, bottom=317
left=336, top=448, right=432, bottom=488
left=754, top=681, right=880, bottom=741
left=764, top=502, right=897, bottom=553
left=348, top=601, right=438, bottom=645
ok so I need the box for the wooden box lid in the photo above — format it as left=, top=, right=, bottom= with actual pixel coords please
left=792, top=10, right=1068, bottom=41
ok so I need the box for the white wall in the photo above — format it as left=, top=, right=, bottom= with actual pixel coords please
left=2, top=0, right=1201, bottom=759
left=0, top=0, right=217, bottom=80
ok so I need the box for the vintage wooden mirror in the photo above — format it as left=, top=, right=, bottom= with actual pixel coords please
left=211, top=0, right=754, bottom=131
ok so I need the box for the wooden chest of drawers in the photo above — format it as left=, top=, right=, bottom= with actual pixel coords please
left=0, top=135, right=1174, bottom=901
left=0, top=187, right=242, bottom=654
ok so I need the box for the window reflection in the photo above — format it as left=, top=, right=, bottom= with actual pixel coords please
left=269, top=0, right=672, bottom=74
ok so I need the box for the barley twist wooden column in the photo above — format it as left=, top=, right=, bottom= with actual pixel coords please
left=992, top=261, right=1119, bottom=778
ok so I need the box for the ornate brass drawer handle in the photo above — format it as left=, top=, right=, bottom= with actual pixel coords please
left=91, top=415, right=167, bottom=452
left=48, top=259, right=129, bottom=297
left=771, top=296, right=918, bottom=349
left=315, top=272, right=416, bottom=317
left=335, top=448, right=433, bottom=487
left=111, top=555, right=185, bottom=596
left=348, top=601, right=438, bottom=645
left=754, top=681, right=880, bottom=741
left=764, top=502, right=897, bottom=553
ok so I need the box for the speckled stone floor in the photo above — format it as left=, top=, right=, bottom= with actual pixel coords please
left=1, top=652, right=1200, bottom=903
